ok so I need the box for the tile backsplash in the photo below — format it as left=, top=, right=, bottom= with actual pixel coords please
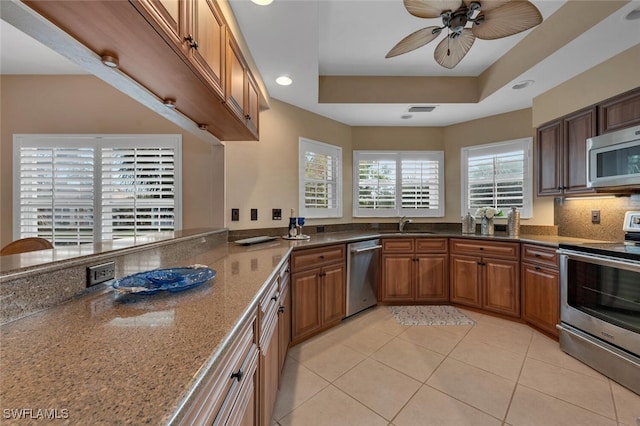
left=555, top=194, right=640, bottom=241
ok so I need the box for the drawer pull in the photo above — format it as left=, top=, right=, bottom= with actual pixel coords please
left=478, top=262, right=486, bottom=266
left=535, top=266, right=541, bottom=271
left=278, top=306, right=285, bottom=314
left=231, top=369, right=243, bottom=382
left=319, top=255, right=325, bottom=259
left=534, top=253, right=541, bottom=257
left=271, top=295, right=278, bottom=302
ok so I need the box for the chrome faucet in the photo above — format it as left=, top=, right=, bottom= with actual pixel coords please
left=399, top=216, right=412, bottom=232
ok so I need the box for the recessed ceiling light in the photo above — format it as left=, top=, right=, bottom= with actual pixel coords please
left=512, top=80, right=534, bottom=90
left=163, top=99, right=176, bottom=108
left=251, top=0, right=273, bottom=4
left=275, top=75, right=292, bottom=86
left=401, top=114, right=413, bottom=119
left=625, top=8, right=640, bottom=20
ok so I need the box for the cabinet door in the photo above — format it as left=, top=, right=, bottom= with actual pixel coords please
left=226, top=33, right=246, bottom=122
left=259, top=320, right=279, bottom=426
left=132, top=0, right=185, bottom=49
left=563, top=107, right=596, bottom=195
left=246, top=73, right=260, bottom=137
left=450, top=255, right=482, bottom=308
left=522, top=263, right=559, bottom=336
left=381, top=254, right=414, bottom=301
left=227, top=353, right=258, bottom=426
left=415, top=254, right=448, bottom=302
left=483, top=258, right=520, bottom=317
left=537, top=120, right=563, bottom=196
left=321, top=263, right=346, bottom=326
left=598, top=87, right=640, bottom=134
left=278, top=282, right=291, bottom=377
left=190, top=0, right=225, bottom=97
left=291, top=269, right=321, bottom=343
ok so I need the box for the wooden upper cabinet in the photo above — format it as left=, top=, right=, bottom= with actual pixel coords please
left=246, top=73, right=260, bottom=137
left=598, top=87, right=640, bottom=134
left=132, top=0, right=186, bottom=49
left=189, top=0, right=225, bottom=98
left=563, top=107, right=596, bottom=195
left=226, top=33, right=247, bottom=123
left=537, top=120, right=563, bottom=196
left=536, top=107, right=595, bottom=196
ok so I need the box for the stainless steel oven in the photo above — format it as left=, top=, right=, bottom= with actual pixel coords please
left=557, top=214, right=640, bottom=394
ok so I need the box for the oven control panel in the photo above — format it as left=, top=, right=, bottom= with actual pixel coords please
left=623, top=211, right=640, bottom=232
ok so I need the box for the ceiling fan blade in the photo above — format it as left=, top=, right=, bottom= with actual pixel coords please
left=404, top=0, right=462, bottom=18
left=434, top=28, right=475, bottom=68
left=463, top=0, right=511, bottom=12
left=386, top=26, right=442, bottom=58
left=472, top=0, right=542, bottom=40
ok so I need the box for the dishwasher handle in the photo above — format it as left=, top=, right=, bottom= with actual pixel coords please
left=350, top=245, right=382, bottom=254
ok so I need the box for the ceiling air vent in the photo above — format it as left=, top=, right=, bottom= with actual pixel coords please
left=408, top=106, right=436, bottom=113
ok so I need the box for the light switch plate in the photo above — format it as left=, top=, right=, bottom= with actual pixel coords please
left=591, top=210, right=600, bottom=224
left=251, top=208, right=258, bottom=221
left=231, top=208, right=239, bottom=221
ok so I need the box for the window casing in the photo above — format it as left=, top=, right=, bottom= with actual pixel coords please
left=461, top=138, right=533, bottom=218
left=299, top=138, right=342, bottom=219
left=353, top=151, right=445, bottom=217
left=13, top=134, right=182, bottom=245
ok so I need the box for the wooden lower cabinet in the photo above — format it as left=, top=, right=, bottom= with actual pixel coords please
left=278, top=276, right=291, bottom=377
left=178, top=313, right=258, bottom=425
left=449, top=239, right=520, bottom=317
left=259, top=317, right=279, bottom=426
left=380, top=238, right=449, bottom=303
left=449, top=255, right=482, bottom=308
left=521, top=244, right=560, bottom=336
left=291, top=245, right=346, bottom=345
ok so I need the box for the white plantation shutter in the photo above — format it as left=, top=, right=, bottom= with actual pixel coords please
left=462, top=138, right=532, bottom=218
left=15, top=141, right=95, bottom=244
left=353, top=151, right=444, bottom=217
left=299, top=138, right=342, bottom=218
left=101, top=145, right=177, bottom=240
left=13, top=135, right=181, bottom=245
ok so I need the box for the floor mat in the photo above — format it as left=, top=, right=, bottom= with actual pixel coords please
left=388, top=305, right=475, bottom=326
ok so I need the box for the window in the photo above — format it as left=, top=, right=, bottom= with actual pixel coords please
left=461, top=138, right=532, bottom=218
left=299, top=138, right=342, bottom=218
left=13, top=134, right=182, bottom=245
left=353, top=151, right=445, bottom=217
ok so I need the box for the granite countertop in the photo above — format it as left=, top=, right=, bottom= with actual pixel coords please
left=0, top=230, right=605, bottom=424
left=0, top=240, right=292, bottom=424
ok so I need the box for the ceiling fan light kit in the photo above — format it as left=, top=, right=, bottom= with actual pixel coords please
left=387, top=0, right=543, bottom=68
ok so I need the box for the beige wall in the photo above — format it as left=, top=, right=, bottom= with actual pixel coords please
left=444, top=109, right=554, bottom=226
left=532, top=44, right=640, bottom=127
left=224, top=99, right=352, bottom=230
left=0, top=75, right=224, bottom=247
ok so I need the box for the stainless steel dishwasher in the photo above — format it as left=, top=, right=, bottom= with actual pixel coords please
left=346, top=239, right=381, bottom=317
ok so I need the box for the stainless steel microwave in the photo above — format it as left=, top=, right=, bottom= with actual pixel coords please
left=587, top=124, right=640, bottom=190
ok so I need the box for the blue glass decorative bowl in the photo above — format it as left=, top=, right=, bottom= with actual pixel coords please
left=112, top=266, right=215, bottom=295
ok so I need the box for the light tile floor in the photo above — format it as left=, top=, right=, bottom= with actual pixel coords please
left=272, top=306, right=640, bottom=426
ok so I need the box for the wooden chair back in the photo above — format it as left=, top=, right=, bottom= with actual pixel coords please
left=0, top=237, right=54, bottom=256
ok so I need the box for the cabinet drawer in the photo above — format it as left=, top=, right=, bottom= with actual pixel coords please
left=415, top=238, right=448, bottom=253
left=180, top=313, right=257, bottom=425
left=450, top=239, right=519, bottom=259
left=521, top=244, right=559, bottom=268
left=291, top=245, right=345, bottom=271
left=382, top=238, right=414, bottom=253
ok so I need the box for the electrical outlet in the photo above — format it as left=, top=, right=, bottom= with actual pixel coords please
left=231, top=208, right=239, bottom=221
left=316, top=225, right=325, bottom=233
left=272, top=208, right=282, bottom=220
left=87, top=261, right=115, bottom=287
left=591, top=210, right=601, bottom=224
left=251, top=208, right=258, bottom=221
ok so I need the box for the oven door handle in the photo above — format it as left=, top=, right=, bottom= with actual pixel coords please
left=558, top=250, right=640, bottom=273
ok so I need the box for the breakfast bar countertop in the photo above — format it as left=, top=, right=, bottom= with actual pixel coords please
left=0, top=229, right=606, bottom=424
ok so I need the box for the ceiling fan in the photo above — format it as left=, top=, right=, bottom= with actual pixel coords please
left=386, top=0, right=543, bottom=68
